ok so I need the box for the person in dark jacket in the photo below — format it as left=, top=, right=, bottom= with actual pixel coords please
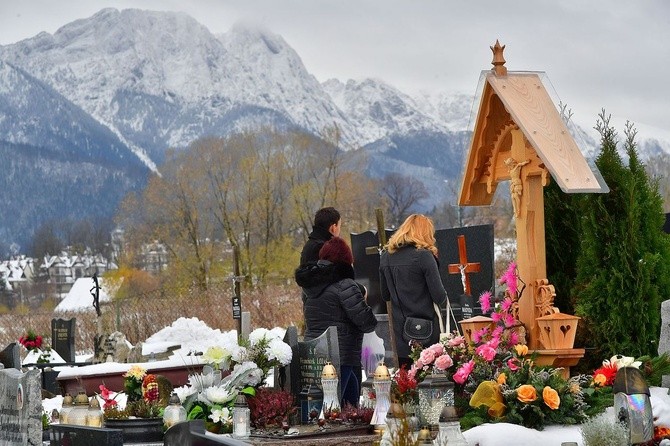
left=379, top=214, right=448, bottom=368
left=295, top=236, right=377, bottom=407
left=299, top=207, right=341, bottom=266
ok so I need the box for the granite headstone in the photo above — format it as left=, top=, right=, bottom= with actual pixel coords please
left=51, top=318, right=76, bottom=363
left=0, top=342, right=21, bottom=370
left=295, top=327, right=340, bottom=422
left=49, top=425, right=123, bottom=446
left=0, top=368, right=42, bottom=445
left=659, top=300, right=670, bottom=387
left=351, top=229, right=395, bottom=314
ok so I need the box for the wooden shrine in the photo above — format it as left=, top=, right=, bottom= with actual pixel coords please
left=458, top=41, right=608, bottom=371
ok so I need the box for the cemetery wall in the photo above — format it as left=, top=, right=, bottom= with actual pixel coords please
left=0, top=282, right=304, bottom=354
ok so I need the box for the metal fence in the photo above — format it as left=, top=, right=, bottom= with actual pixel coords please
left=0, top=282, right=304, bottom=357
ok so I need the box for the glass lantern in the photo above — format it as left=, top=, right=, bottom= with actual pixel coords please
left=232, top=394, right=251, bottom=439
left=370, top=362, right=391, bottom=434
left=320, top=361, right=340, bottom=419
left=417, top=373, right=453, bottom=426
left=86, top=396, right=103, bottom=427
left=437, top=405, right=468, bottom=446
left=68, top=391, right=91, bottom=426
left=163, top=392, right=187, bottom=430
left=59, top=393, right=74, bottom=424
left=379, top=402, right=405, bottom=446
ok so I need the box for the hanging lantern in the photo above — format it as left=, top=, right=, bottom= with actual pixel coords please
left=437, top=405, right=468, bottom=446
left=370, top=362, right=391, bottom=434
left=417, top=372, right=454, bottom=427
left=613, top=366, right=653, bottom=444
left=320, top=361, right=340, bottom=419
left=163, top=392, right=187, bottom=430
left=232, top=394, right=251, bottom=439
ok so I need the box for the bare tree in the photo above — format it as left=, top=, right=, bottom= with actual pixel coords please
left=381, top=173, right=429, bottom=227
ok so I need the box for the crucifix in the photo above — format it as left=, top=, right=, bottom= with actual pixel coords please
left=447, top=235, right=481, bottom=296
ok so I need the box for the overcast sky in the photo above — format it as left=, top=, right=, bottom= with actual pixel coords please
left=1, top=0, right=668, bottom=137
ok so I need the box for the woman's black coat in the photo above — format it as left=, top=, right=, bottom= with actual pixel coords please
left=295, top=260, right=377, bottom=366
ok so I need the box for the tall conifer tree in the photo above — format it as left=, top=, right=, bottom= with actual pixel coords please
left=574, top=112, right=670, bottom=359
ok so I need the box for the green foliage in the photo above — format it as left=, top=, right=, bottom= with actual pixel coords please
left=544, top=179, right=582, bottom=314
left=637, top=353, right=670, bottom=387
left=574, top=112, right=670, bottom=360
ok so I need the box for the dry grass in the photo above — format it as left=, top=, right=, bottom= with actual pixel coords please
left=0, top=282, right=304, bottom=357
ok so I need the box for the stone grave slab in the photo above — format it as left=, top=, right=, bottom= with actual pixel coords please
left=49, top=425, right=123, bottom=446
left=660, top=300, right=670, bottom=387
left=290, top=327, right=340, bottom=422
left=351, top=230, right=395, bottom=314
left=51, top=318, right=76, bottom=363
left=0, top=368, right=42, bottom=445
left=0, top=342, right=21, bottom=370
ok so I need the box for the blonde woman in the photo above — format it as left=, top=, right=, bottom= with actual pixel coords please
left=379, top=214, right=448, bottom=367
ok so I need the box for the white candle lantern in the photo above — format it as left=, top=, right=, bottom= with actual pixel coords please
left=370, top=362, right=391, bottom=434
left=232, top=394, right=250, bottom=439
left=163, top=392, right=187, bottom=429
left=320, top=361, right=340, bottom=419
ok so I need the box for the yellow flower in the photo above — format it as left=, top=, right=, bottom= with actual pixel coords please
left=497, top=373, right=507, bottom=385
left=593, top=373, right=607, bottom=387
left=542, top=386, right=560, bottom=410
left=124, top=365, right=147, bottom=381
left=514, top=344, right=528, bottom=357
left=516, top=384, right=537, bottom=403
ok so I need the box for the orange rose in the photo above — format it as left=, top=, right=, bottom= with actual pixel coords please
left=542, top=386, right=560, bottom=410
left=516, top=384, right=537, bottom=403
left=497, top=373, right=507, bottom=385
left=593, top=373, right=607, bottom=387
left=514, top=344, right=529, bottom=357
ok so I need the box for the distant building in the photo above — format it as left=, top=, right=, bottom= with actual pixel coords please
left=41, top=249, right=117, bottom=297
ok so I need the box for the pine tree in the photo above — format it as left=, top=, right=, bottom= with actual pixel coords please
left=573, top=112, right=670, bottom=359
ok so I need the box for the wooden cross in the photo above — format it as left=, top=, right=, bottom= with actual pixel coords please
left=447, top=235, right=481, bottom=296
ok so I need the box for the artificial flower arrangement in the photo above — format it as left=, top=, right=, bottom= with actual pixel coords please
left=406, top=262, right=613, bottom=430
left=100, top=365, right=173, bottom=419
left=18, top=329, right=53, bottom=364
left=173, top=327, right=293, bottom=433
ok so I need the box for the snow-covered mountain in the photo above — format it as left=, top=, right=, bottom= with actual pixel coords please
left=0, top=7, right=668, bottom=250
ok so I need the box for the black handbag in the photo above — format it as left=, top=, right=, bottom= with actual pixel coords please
left=403, top=316, right=433, bottom=342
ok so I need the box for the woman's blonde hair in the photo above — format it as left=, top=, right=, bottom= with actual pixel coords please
left=386, top=214, right=438, bottom=256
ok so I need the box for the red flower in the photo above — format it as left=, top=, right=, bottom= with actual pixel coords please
left=593, top=363, right=618, bottom=386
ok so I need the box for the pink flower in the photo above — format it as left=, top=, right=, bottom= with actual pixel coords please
left=500, top=262, right=518, bottom=296
left=501, top=297, right=513, bottom=312
left=473, top=327, right=489, bottom=344
left=487, top=336, right=500, bottom=350
left=408, top=365, right=419, bottom=380
left=507, top=331, right=519, bottom=346
left=491, top=312, right=503, bottom=323
left=491, top=326, right=503, bottom=342
left=480, top=291, right=493, bottom=313
left=507, top=358, right=520, bottom=371
left=434, top=354, right=454, bottom=371
left=453, top=360, right=475, bottom=384
left=476, top=344, right=496, bottom=362
left=419, top=349, right=436, bottom=366
left=448, top=335, right=466, bottom=347
left=428, top=343, right=445, bottom=356
left=504, top=314, right=516, bottom=327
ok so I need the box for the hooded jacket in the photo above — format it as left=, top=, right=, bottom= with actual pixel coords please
left=295, top=260, right=377, bottom=366
left=299, top=226, right=333, bottom=266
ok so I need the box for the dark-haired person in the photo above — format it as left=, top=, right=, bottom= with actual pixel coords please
left=295, top=237, right=377, bottom=407
left=299, top=207, right=341, bottom=266
left=379, top=214, right=448, bottom=368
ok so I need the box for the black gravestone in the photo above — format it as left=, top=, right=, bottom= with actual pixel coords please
left=276, top=326, right=299, bottom=392
left=664, top=213, right=670, bottom=234
left=294, top=327, right=339, bottom=423
left=49, top=425, right=123, bottom=446
left=0, top=342, right=20, bottom=370
left=51, top=318, right=76, bottom=363
left=435, top=225, right=495, bottom=328
left=351, top=230, right=395, bottom=314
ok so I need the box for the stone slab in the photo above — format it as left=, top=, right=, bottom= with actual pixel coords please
left=0, top=368, right=42, bottom=445
left=48, top=425, right=123, bottom=446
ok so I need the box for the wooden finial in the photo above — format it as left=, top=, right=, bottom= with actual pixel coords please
left=490, top=40, right=507, bottom=76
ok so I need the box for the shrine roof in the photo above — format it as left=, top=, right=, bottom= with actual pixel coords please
left=459, top=69, right=608, bottom=206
